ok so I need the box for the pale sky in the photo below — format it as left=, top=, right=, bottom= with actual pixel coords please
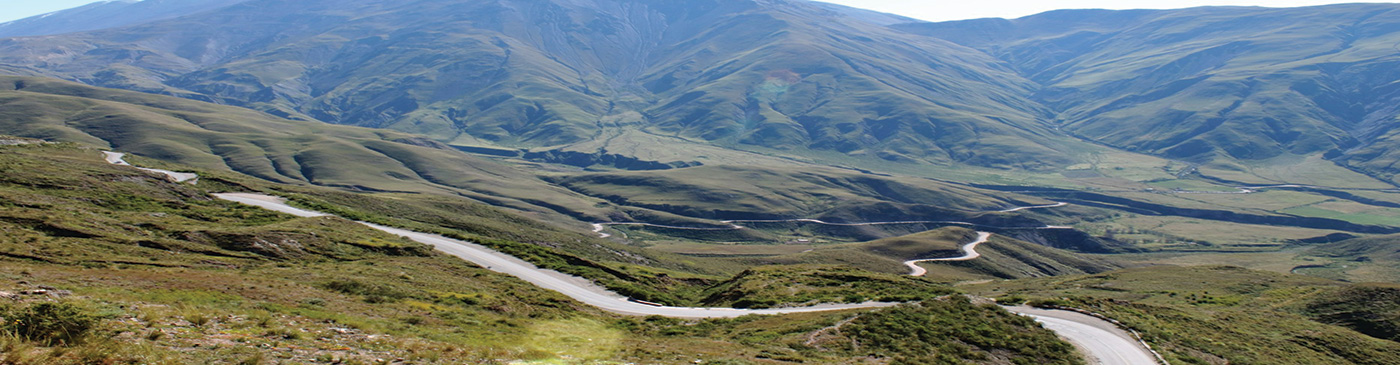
left=1, top=0, right=1398, bottom=24
left=0, top=0, right=102, bottom=23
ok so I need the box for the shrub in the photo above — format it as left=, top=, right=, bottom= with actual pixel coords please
left=995, top=295, right=1029, bottom=305
left=845, top=297, right=1080, bottom=365
left=1, top=302, right=97, bottom=345
left=1027, top=298, right=1074, bottom=308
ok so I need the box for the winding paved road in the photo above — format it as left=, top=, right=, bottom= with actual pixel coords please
left=1000, top=202, right=1069, bottom=212
left=1006, top=306, right=1162, bottom=365
left=212, top=193, right=899, bottom=318
left=904, top=231, right=991, bottom=276
left=103, top=152, right=199, bottom=183
left=109, top=154, right=1159, bottom=363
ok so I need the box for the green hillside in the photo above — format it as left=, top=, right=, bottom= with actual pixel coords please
left=1339, top=128, right=1400, bottom=183
left=1303, top=283, right=1400, bottom=342
left=0, top=76, right=613, bottom=223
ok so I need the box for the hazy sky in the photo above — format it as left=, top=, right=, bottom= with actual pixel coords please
left=1, top=0, right=1398, bottom=24
left=0, top=0, right=101, bottom=23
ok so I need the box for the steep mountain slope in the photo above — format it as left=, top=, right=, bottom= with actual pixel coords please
left=1337, top=127, right=1400, bottom=182
left=0, top=0, right=1078, bottom=170
left=898, top=4, right=1400, bottom=178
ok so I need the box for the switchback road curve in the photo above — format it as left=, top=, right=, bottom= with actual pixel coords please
left=904, top=231, right=991, bottom=276
left=102, top=151, right=198, bottom=183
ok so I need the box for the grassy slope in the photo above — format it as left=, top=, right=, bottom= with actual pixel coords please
left=0, top=76, right=612, bottom=222
left=1302, top=283, right=1400, bottom=342
left=0, top=142, right=606, bottom=363
left=0, top=142, right=1084, bottom=364
left=1339, top=128, right=1400, bottom=184
left=969, top=265, right=1400, bottom=365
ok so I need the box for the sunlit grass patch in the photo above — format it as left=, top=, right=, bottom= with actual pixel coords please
left=521, top=317, right=624, bottom=363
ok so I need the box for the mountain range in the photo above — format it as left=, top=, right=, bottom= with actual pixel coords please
left=3, top=0, right=1400, bottom=182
